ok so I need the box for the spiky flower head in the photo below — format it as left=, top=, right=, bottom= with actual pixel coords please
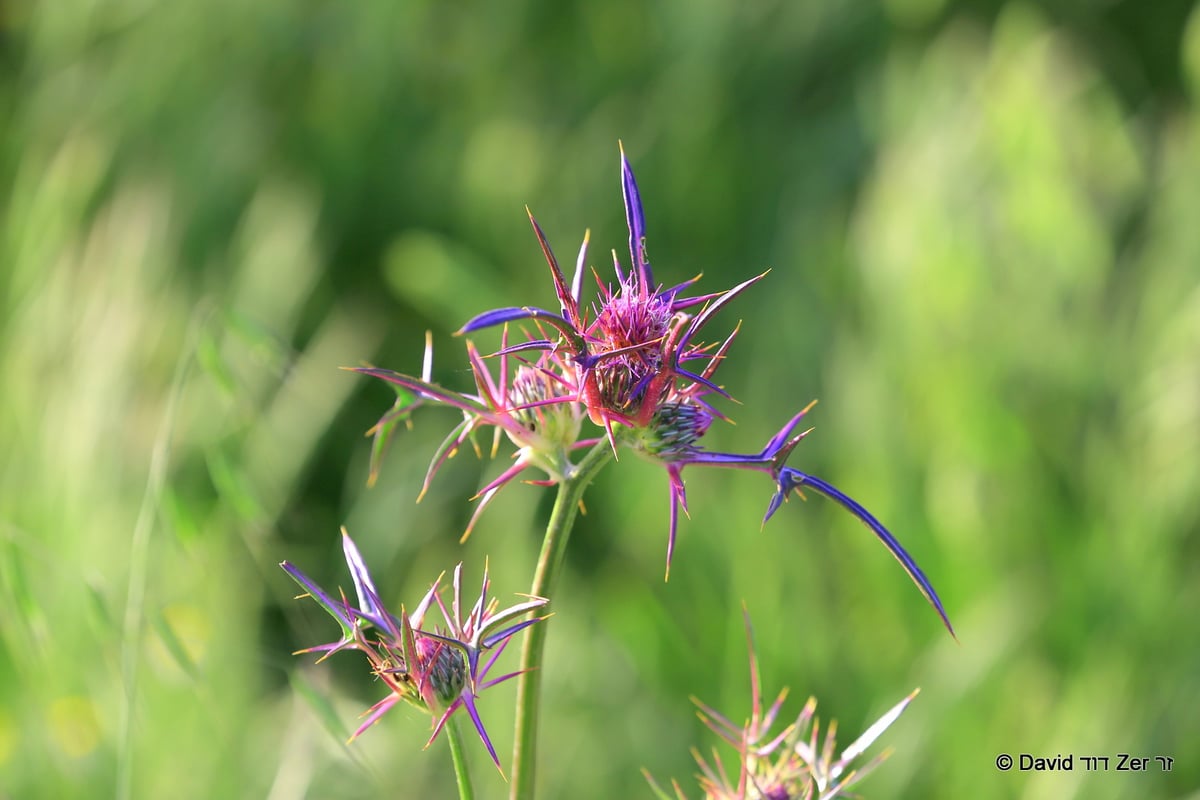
left=353, top=144, right=953, bottom=636
left=645, top=608, right=919, bottom=800
left=353, top=328, right=588, bottom=541
left=280, top=529, right=548, bottom=769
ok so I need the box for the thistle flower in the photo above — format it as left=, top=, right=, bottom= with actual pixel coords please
left=458, top=145, right=765, bottom=441
left=280, top=529, right=548, bottom=769
left=354, top=144, right=953, bottom=636
left=353, top=328, right=587, bottom=540
left=645, top=608, right=919, bottom=800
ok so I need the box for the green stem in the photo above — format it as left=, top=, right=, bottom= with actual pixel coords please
left=509, top=441, right=614, bottom=800
left=447, top=716, right=475, bottom=800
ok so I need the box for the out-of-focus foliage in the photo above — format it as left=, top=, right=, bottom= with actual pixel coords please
left=2, top=0, right=1198, bottom=798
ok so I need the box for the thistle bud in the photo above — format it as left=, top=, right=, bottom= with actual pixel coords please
left=508, top=365, right=582, bottom=450
left=414, top=636, right=468, bottom=710
left=631, top=401, right=713, bottom=462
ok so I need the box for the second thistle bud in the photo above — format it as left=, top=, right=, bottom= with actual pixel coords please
left=628, top=401, right=713, bottom=462
left=508, top=365, right=583, bottom=451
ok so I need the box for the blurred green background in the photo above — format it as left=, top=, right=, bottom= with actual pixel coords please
left=3, top=0, right=1199, bottom=797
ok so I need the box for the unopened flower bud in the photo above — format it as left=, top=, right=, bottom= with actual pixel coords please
left=415, top=636, right=468, bottom=709
left=631, top=401, right=713, bottom=461
left=508, top=365, right=582, bottom=449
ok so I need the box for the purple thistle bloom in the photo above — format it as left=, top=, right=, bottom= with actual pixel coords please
left=458, top=147, right=765, bottom=440
left=354, top=144, right=953, bottom=636
left=646, top=607, right=919, bottom=800
left=280, top=529, right=548, bottom=771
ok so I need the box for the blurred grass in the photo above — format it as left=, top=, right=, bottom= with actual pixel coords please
left=2, top=0, right=1199, bottom=798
